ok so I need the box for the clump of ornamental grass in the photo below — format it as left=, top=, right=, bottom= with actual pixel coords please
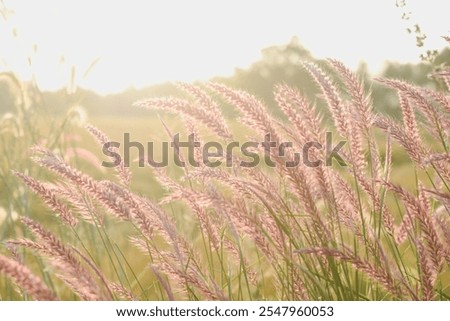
left=0, top=72, right=92, bottom=299
left=1, top=53, right=449, bottom=300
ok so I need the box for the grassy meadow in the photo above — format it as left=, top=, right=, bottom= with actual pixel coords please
left=1, top=51, right=449, bottom=301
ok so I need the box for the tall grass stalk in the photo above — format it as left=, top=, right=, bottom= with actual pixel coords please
left=1, top=59, right=449, bottom=300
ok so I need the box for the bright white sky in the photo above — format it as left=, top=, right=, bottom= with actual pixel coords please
left=0, top=0, right=448, bottom=94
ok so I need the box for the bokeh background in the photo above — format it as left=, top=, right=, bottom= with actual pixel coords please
left=0, top=0, right=449, bottom=300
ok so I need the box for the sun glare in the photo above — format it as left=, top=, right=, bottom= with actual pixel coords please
left=0, top=0, right=448, bottom=94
